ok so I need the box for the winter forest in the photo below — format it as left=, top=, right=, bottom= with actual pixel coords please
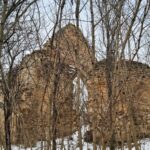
left=0, top=0, right=150, bottom=150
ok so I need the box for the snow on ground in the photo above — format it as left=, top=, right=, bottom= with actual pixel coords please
left=10, top=138, right=150, bottom=150
left=11, top=139, right=150, bottom=150
left=9, top=126, right=150, bottom=150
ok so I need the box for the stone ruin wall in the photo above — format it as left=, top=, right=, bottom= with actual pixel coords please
left=0, top=23, right=93, bottom=146
left=0, top=24, right=150, bottom=146
left=86, top=60, right=150, bottom=144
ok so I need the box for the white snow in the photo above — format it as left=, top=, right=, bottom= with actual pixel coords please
left=2, top=126, right=150, bottom=150
left=9, top=128, right=150, bottom=150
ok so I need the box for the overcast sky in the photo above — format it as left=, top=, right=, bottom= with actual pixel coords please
left=36, top=0, right=150, bottom=64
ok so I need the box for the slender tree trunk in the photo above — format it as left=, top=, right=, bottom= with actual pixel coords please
left=52, top=78, right=58, bottom=150
left=52, top=103, right=57, bottom=150
left=4, top=97, right=12, bottom=150
left=90, top=0, right=96, bottom=65
left=52, top=54, right=61, bottom=150
left=106, top=38, right=115, bottom=150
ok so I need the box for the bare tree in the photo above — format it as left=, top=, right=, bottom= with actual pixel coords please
left=0, top=1, right=38, bottom=150
left=0, top=0, right=150, bottom=150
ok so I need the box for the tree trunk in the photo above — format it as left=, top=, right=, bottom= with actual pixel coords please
left=4, top=98, right=12, bottom=150
left=105, top=42, right=115, bottom=150
left=52, top=100, right=57, bottom=150
left=52, top=58, right=61, bottom=150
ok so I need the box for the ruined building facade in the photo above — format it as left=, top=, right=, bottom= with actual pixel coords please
left=0, top=24, right=150, bottom=146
